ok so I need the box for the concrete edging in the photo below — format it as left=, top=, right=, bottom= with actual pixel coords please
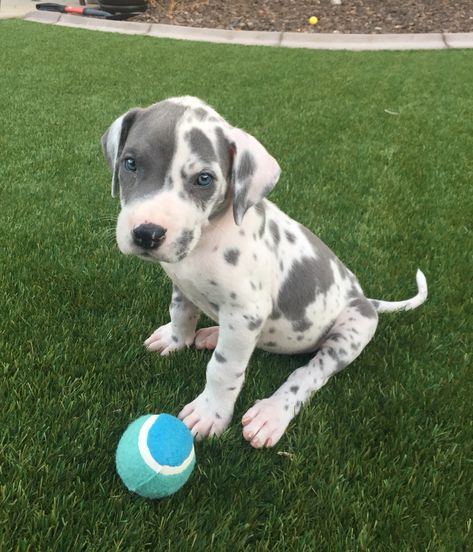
left=21, top=11, right=473, bottom=51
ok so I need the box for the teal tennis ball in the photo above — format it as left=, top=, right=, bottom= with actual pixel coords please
left=116, top=414, right=195, bottom=499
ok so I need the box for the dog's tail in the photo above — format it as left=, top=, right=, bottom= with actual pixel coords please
left=369, top=269, right=428, bottom=313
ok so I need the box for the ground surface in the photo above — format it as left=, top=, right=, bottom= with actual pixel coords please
left=133, top=0, right=473, bottom=33
left=2, top=19, right=472, bottom=552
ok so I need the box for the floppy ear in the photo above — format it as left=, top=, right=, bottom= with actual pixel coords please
left=228, top=127, right=281, bottom=225
left=101, top=108, right=140, bottom=198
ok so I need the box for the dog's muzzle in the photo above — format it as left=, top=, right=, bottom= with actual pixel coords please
left=132, top=223, right=167, bottom=250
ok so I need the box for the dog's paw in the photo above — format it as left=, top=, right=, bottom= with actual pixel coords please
left=144, top=323, right=194, bottom=356
left=178, top=392, right=232, bottom=439
left=194, top=326, right=219, bottom=350
left=242, top=398, right=292, bottom=448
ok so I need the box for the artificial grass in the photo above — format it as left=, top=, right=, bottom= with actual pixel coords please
left=1, top=19, right=472, bottom=551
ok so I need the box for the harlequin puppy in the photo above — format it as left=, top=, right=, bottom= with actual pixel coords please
left=101, top=96, right=427, bottom=448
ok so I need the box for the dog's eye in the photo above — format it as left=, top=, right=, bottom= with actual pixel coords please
left=124, top=158, right=137, bottom=172
left=196, top=172, right=213, bottom=187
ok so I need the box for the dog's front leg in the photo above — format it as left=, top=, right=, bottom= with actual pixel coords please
left=145, top=284, right=200, bottom=355
left=179, top=311, right=261, bottom=439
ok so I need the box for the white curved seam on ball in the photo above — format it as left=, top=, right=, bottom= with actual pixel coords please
left=138, top=414, right=164, bottom=474
left=138, top=414, right=196, bottom=475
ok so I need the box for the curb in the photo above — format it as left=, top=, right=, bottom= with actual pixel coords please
left=21, top=11, right=473, bottom=51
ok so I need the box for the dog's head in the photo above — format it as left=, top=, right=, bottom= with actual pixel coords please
left=101, top=96, right=280, bottom=263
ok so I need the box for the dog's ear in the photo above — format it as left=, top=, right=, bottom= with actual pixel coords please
left=227, top=127, right=281, bottom=225
left=101, top=108, right=141, bottom=198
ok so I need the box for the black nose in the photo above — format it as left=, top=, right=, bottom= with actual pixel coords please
left=132, top=223, right=167, bottom=250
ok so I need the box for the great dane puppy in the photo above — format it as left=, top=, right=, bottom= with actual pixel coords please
left=102, top=96, right=427, bottom=448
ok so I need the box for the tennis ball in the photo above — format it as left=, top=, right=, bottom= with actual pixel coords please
left=308, top=16, right=318, bottom=25
left=116, top=413, right=195, bottom=499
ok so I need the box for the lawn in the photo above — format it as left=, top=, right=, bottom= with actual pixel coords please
left=1, top=19, right=472, bottom=551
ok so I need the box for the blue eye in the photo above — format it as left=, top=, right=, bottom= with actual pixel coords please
left=196, top=172, right=213, bottom=187
left=124, top=158, right=137, bottom=172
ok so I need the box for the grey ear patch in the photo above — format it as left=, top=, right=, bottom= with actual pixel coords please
left=101, top=108, right=140, bottom=198
left=232, top=151, right=256, bottom=225
left=226, top=127, right=281, bottom=226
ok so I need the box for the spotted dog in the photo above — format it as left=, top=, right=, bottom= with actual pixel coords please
left=102, top=96, right=428, bottom=448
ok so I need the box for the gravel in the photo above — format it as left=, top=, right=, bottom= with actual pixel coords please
left=132, top=0, right=473, bottom=34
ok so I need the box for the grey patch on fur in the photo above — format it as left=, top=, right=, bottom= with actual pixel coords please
left=349, top=297, right=378, bottom=319
left=215, top=413, right=222, bottom=419
left=230, top=292, right=237, bottom=299
left=247, top=316, right=263, bottom=331
left=239, top=229, right=245, bottom=237
left=285, top=230, right=296, bottom=243
left=290, top=385, right=299, bottom=394
left=254, top=202, right=266, bottom=238
left=117, top=101, right=186, bottom=204
left=227, top=386, right=237, bottom=391
left=268, top=220, right=280, bottom=246
left=232, top=151, right=257, bottom=225
left=264, top=341, right=277, bottom=347
left=269, top=327, right=275, bottom=334
left=193, top=107, right=209, bottom=121
left=224, top=248, right=240, bottom=265
left=209, top=280, right=218, bottom=286
left=370, top=299, right=380, bottom=310
left=250, top=282, right=257, bottom=290
left=270, top=300, right=282, bottom=320
left=171, top=335, right=178, bottom=342
left=175, top=229, right=194, bottom=260
left=206, top=128, right=232, bottom=220
left=186, top=127, right=216, bottom=163
left=209, top=302, right=219, bottom=312
left=215, top=351, right=226, bottom=363
left=292, top=318, right=313, bottom=332
left=327, top=347, right=338, bottom=360
left=298, top=224, right=345, bottom=291
left=297, top=335, right=304, bottom=341
left=235, top=371, right=244, bottom=378
left=236, top=150, right=256, bottom=181
left=277, top=256, right=318, bottom=322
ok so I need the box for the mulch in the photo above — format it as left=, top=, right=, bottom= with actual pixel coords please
left=132, top=0, right=473, bottom=34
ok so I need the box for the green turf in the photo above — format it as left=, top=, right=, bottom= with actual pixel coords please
left=1, top=19, right=472, bottom=551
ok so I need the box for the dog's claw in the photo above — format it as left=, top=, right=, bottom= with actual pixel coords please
left=242, top=398, right=291, bottom=448
left=179, top=392, right=232, bottom=440
left=145, top=322, right=194, bottom=355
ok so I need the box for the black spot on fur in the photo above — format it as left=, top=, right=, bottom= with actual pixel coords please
left=215, top=351, right=226, bottom=363
left=224, top=248, right=240, bottom=265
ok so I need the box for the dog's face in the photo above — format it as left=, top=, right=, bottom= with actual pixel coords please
left=101, top=96, right=280, bottom=263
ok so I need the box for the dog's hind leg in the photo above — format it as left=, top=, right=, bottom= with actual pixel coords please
left=242, top=297, right=379, bottom=448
